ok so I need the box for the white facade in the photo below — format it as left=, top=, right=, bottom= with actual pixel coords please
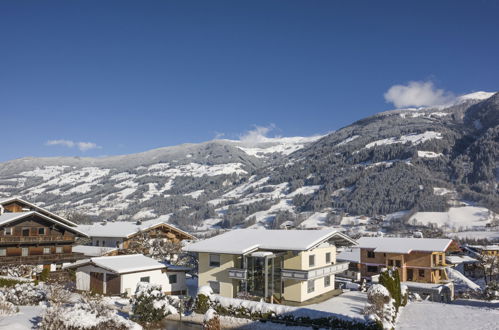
left=75, top=264, right=186, bottom=296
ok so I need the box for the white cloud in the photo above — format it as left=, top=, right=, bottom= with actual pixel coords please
left=238, top=124, right=277, bottom=146
left=45, top=139, right=101, bottom=152
left=384, top=81, right=455, bottom=108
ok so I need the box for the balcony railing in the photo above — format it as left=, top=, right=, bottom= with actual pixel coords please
left=227, top=268, right=247, bottom=280
left=0, top=252, right=86, bottom=265
left=282, top=261, right=350, bottom=281
left=0, top=236, right=74, bottom=245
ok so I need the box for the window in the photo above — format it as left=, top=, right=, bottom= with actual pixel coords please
left=395, top=260, right=401, bottom=268
left=95, top=240, right=99, bottom=246
left=38, top=228, right=46, bottom=235
left=309, top=255, right=315, bottom=267
left=102, top=241, right=106, bottom=246
left=140, top=276, right=150, bottom=283
left=43, top=247, right=50, bottom=254
left=4, top=228, right=12, bottom=236
left=367, top=265, right=378, bottom=273
left=21, top=248, right=29, bottom=256
left=325, top=252, right=331, bottom=264
left=367, top=250, right=375, bottom=258
left=388, top=260, right=394, bottom=266
left=0, top=249, right=6, bottom=256
left=419, top=269, right=425, bottom=278
left=55, top=247, right=62, bottom=253
left=324, top=275, right=331, bottom=287
left=209, top=281, right=220, bottom=294
left=168, top=274, right=177, bottom=284
left=209, top=254, right=220, bottom=267
left=307, top=279, right=315, bottom=293
left=22, top=228, right=30, bottom=237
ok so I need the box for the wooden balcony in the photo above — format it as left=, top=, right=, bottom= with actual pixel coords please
left=0, top=252, right=86, bottom=265
left=0, top=236, right=74, bottom=245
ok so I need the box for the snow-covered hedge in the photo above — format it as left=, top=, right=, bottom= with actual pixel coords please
left=39, top=297, right=141, bottom=330
left=195, top=285, right=380, bottom=330
left=131, top=282, right=177, bottom=324
left=0, top=282, right=46, bottom=305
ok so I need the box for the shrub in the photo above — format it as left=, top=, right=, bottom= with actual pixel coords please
left=0, top=278, right=24, bottom=288
left=379, top=268, right=404, bottom=310
left=0, top=283, right=46, bottom=305
left=39, top=268, right=50, bottom=282
left=195, top=285, right=212, bottom=314
left=0, top=296, right=18, bottom=316
left=131, top=282, right=177, bottom=324
left=203, top=308, right=220, bottom=330
left=364, top=284, right=395, bottom=329
left=39, top=298, right=139, bottom=330
left=45, top=283, right=73, bottom=305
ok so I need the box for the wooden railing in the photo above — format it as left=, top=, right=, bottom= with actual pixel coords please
left=0, top=252, right=86, bottom=265
left=0, top=236, right=74, bottom=245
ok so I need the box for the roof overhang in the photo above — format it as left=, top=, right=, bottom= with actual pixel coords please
left=0, top=211, right=88, bottom=237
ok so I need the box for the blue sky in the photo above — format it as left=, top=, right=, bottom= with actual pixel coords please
left=0, top=0, right=498, bottom=161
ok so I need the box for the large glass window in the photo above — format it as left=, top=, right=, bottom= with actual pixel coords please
left=209, top=254, right=220, bottom=267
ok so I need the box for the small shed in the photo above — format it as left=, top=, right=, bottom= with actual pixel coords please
left=65, top=254, right=188, bottom=296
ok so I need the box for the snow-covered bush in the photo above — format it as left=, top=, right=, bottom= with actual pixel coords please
left=0, top=294, right=18, bottom=316
left=365, top=284, right=396, bottom=329
left=483, top=281, right=499, bottom=301
left=203, top=307, right=220, bottom=330
left=378, top=267, right=405, bottom=310
left=0, top=282, right=46, bottom=305
left=45, top=283, right=73, bottom=305
left=39, top=297, right=140, bottom=330
left=131, top=282, right=177, bottom=324
left=195, top=285, right=212, bottom=314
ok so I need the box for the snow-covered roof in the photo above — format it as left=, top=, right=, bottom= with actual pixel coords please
left=183, top=229, right=357, bottom=254
left=337, top=247, right=361, bottom=263
left=0, top=197, right=78, bottom=227
left=72, top=245, right=118, bottom=257
left=467, top=244, right=499, bottom=251
left=356, top=237, right=453, bottom=254
left=77, top=216, right=195, bottom=240
left=0, top=211, right=88, bottom=237
left=446, top=255, right=478, bottom=265
left=65, top=254, right=166, bottom=274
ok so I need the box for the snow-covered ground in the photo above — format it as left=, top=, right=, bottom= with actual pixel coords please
left=0, top=306, right=42, bottom=330
left=397, top=300, right=499, bottom=330
left=409, top=205, right=495, bottom=229
left=307, top=291, right=367, bottom=321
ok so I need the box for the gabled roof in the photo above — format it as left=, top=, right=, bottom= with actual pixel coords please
left=337, top=247, right=361, bottom=263
left=356, top=237, right=453, bottom=254
left=0, top=211, right=88, bottom=237
left=183, top=229, right=357, bottom=255
left=77, top=216, right=195, bottom=240
left=65, top=254, right=166, bottom=274
left=0, top=197, right=77, bottom=227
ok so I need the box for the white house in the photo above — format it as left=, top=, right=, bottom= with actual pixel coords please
left=65, top=254, right=189, bottom=296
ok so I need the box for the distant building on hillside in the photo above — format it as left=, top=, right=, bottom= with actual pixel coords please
left=184, top=229, right=357, bottom=304
left=465, top=244, right=499, bottom=256
left=77, top=218, right=196, bottom=249
left=0, top=197, right=88, bottom=272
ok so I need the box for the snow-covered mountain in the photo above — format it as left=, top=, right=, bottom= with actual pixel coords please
left=0, top=91, right=498, bottom=237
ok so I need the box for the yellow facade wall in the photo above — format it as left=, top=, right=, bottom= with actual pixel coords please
left=197, top=252, right=238, bottom=298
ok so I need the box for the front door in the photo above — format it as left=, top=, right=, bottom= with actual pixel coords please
left=90, top=272, right=104, bottom=294
left=105, top=274, right=120, bottom=295
left=407, top=269, right=413, bottom=281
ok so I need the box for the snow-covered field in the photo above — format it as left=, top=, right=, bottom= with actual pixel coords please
left=448, top=231, right=499, bottom=241
left=307, top=291, right=367, bottom=321
left=397, top=300, right=499, bottom=330
left=409, top=205, right=495, bottom=229
left=0, top=306, right=42, bottom=330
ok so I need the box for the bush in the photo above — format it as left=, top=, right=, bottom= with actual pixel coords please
left=379, top=268, right=405, bottom=310
left=39, top=298, right=139, bottom=330
left=131, top=283, right=177, bottom=324
left=0, top=296, right=18, bottom=316
left=365, top=284, right=395, bottom=329
left=195, top=285, right=212, bottom=314
left=0, top=278, right=25, bottom=288
left=0, top=283, right=46, bottom=305
left=45, top=283, right=73, bottom=305
left=203, top=308, right=220, bottom=330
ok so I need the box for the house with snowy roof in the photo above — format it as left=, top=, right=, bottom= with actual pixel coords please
left=65, top=254, right=189, bottom=296
left=356, top=237, right=459, bottom=284
left=77, top=217, right=195, bottom=249
left=183, top=229, right=357, bottom=303
left=0, top=197, right=88, bottom=272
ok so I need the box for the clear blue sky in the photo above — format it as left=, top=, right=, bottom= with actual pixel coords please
left=1, top=0, right=498, bottom=161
